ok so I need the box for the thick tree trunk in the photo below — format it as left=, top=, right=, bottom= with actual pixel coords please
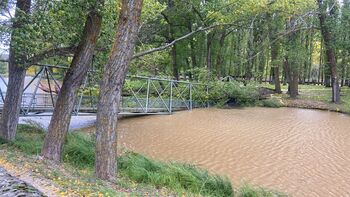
left=0, top=64, right=26, bottom=140
left=41, top=7, right=103, bottom=161
left=318, top=0, right=340, bottom=103
left=284, top=58, right=298, bottom=98
left=0, top=0, right=31, bottom=141
left=95, top=0, right=142, bottom=181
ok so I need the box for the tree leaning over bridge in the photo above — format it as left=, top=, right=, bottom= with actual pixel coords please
left=95, top=0, right=143, bottom=181
left=41, top=0, right=104, bottom=162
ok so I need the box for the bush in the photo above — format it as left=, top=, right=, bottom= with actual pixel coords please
left=208, top=81, right=260, bottom=107
left=260, top=98, right=283, bottom=108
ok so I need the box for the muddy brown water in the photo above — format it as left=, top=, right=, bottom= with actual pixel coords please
left=116, top=108, right=350, bottom=197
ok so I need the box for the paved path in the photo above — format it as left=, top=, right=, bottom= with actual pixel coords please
left=0, top=167, right=45, bottom=197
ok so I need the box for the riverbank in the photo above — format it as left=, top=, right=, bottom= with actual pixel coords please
left=260, top=84, right=350, bottom=115
left=0, top=124, right=284, bottom=197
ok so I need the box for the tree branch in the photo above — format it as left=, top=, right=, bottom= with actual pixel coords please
left=132, top=23, right=234, bottom=59
left=25, top=46, right=77, bottom=67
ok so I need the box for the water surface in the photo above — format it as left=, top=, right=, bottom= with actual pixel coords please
left=117, top=108, right=350, bottom=197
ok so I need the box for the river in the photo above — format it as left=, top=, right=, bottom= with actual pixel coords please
left=116, top=107, right=350, bottom=197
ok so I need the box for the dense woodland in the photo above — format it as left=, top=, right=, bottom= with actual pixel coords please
left=0, top=0, right=349, bottom=181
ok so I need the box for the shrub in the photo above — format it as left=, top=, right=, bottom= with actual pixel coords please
left=260, top=98, right=283, bottom=108
left=208, top=81, right=260, bottom=107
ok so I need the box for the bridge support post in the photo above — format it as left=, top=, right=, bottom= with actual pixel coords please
left=189, top=83, right=192, bottom=110
left=169, top=81, right=173, bottom=114
left=145, top=78, right=150, bottom=113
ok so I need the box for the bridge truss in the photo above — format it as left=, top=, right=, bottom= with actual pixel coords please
left=0, top=64, right=209, bottom=116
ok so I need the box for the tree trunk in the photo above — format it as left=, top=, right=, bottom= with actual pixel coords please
left=172, top=44, right=179, bottom=80
left=317, top=0, right=340, bottom=103
left=41, top=6, right=103, bottom=161
left=271, top=43, right=281, bottom=93
left=0, top=0, right=31, bottom=141
left=318, top=39, right=323, bottom=84
left=216, top=30, right=227, bottom=78
left=284, top=58, right=298, bottom=98
left=206, top=36, right=212, bottom=74
left=268, top=13, right=281, bottom=93
left=95, top=0, right=143, bottom=181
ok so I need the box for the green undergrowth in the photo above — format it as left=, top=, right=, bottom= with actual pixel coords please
left=1, top=124, right=286, bottom=196
left=118, top=152, right=233, bottom=196
left=259, top=98, right=284, bottom=108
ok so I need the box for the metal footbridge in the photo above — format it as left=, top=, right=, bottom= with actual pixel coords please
left=0, top=64, right=209, bottom=116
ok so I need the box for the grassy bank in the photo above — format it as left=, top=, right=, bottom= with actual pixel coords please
left=0, top=124, right=285, bottom=197
left=205, top=80, right=350, bottom=114
left=261, top=84, right=350, bottom=114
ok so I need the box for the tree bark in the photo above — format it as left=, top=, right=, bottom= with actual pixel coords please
left=284, top=57, right=298, bottom=98
left=95, top=0, right=143, bottom=181
left=0, top=0, right=31, bottom=141
left=172, top=44, right=179, bottom=80
left=317, top=0, right=340, bottom=103
left=206, top=31, right=216, bottom=75
left=216, top=30, right=227, bottom=78
left=41, top=6, right=103, bottom=161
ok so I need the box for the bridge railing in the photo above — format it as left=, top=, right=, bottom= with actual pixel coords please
left=0, top=75, right=209, bottom=116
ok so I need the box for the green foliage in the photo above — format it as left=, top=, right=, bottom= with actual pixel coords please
left=118, top=152, right=233, bottom=197
left=11, top=124, right=46, bottom=155
left=260, top=98, right=283, bottom=108
left=208, top=81, right=260, bottom=106
left=63, top=133, right=95, bottom=169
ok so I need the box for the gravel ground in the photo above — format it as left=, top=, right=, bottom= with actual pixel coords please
left=0, top=167, right=45, bottom=197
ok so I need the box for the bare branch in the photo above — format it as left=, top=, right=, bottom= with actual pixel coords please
left=132, top=23, right=234, bottom=59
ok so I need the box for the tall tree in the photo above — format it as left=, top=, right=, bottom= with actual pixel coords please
left=0, top=0, right=31, bottom=141
left=95, top=0, right=143, bottom=181
left=317, top=0, right=340, bottom=103
left=268, top=13, right=282, bottom=93
left=41, top=0, right=104, bottom=162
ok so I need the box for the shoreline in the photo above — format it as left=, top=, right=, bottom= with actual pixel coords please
left=280, top=97, right=349, bottom=115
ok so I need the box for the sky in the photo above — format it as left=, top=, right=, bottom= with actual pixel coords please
left=0, top=1, right=14, bottom=56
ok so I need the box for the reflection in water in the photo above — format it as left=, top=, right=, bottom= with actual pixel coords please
left=117, top=108, right=350, bottom=197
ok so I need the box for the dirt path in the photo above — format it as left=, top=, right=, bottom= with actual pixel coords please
left=0, top=154, right=60, bottom=197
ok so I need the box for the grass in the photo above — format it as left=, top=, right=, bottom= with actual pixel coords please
left=118, top=152, right=233, bottom=196
left=0, top=124, right=285, bottom=196
left=261, top=83, right=350, bottom=114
